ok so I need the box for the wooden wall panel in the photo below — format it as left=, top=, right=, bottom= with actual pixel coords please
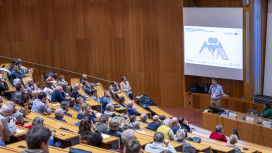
left=0, top=0, right=184, bottom=107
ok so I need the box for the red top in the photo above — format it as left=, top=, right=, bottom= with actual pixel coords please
left=209, top=131, right=227, bottom=142
left=16, top=123, right=33, bottom=129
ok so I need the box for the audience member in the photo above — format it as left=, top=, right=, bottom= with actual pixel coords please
left=90, top=89, right=100, bottom=102
left=178, top=117, right=191, bottom=133
left=13, top=112, right=33, bottom=129
left=140, top=114, right=148, bottom=123
left=10, top=65, right=28, bottom=80
left=32, top=117, right=44, bottom=127
left=0, top=103, right=17, bottom=141
left=0, top=75, right=9, bottom=97
left=171, top=117, right=180, bottom=134
left=11, top=84, right=26, bottom=104
left=157, top=118, right=175, bottom=141
left=18, top=93, right=31, bottom=109
left=120, top=76, right=133, bottom=100
left=51, top=86, right=73, bottom=102
left=77, top=103, right=96, bottom=124
left=81, top=74, right=100, bottom=87
left=0, top=120, right=5, bottom=147
left=32, top=91, right=39, bottom=101
left=57, top=75, right=68, bottom=90
left=126, top=101, right=140, bottom=116
left=175, top=129, right=196, bottom=153
left=20, top=126, right=51, bottom=153
left=82, top=81, right=92, bottom=95
left=95, top=114, right=109, bottom=133
left=105, top=118, right=122, bottom=143
left=31, top=92, right=52, bottom=115
left=124, top=139, right=142, bottom=153
left=122, top=122, right=133, bottom=131
left=260, top=102, right=272, bottom=119
left=61, top=101, right=72, bottom=117
left=209, top=125, right=227, bottom=142
left=25, top=79, right=37, bottom=95
left=73, top=97, right=84, bottom=112
left=104, top=104, right=117, bottom=117
left=53, top=108, right=67, bottom=123
left=109, top=81, right=121, bottom=99
left=78, top=116, right=103, bottom=147
left=146, top=115, right=161, bottom=131
left=129, top=115, right=137, bottom=123
left=227, top=134, right=241, bottom=153
left=71, top=84, right=82, bottom=99
left=120, top=129, right=136, bottom=152
left=118, top=96, right=126, bottom=106
left=43, top=82, right=54, bottom=100
left=100, top=91, right=113, bottom=113
left=160, top=115, right=166, bottom=122
left=145, top=132, right=176, bottom=153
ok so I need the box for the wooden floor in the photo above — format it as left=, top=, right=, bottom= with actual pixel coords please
left=160, top=107, right=203, bottom=127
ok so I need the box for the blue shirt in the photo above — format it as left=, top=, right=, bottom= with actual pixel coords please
left=146, top=122, right=160, bottom=131
left=77, top=114, right=96, bottom=124
left=53, top=117, right=67, bottom=123
left=171, top=126, right=179, bottom=134
left=31, top=99, right=51, bottom=115
left=0, top=140, right=5, bottom=147
left=64, top=111, right=72, bottom=117
left=11, top=70, right=26, bottom=79
left=100, top=96, right=112, bottom=113
left=73, top=105, right=81, bottom=112
left=126, top=106, right=140, bottom=116
left=210, top=84, right=224, bottom=99
left=51, top=90, right=71, bottom=102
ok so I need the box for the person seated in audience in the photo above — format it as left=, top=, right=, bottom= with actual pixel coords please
left=25, top=79, right=37, bottom=96
left=20, top=126, right=51, bottom=153
left=90, top=89, right=99, bottom=101
left=145, top=132, right=176, bottom=153
left=109, top=81, right=121, bottom=99
left=146, top=115, right=161, bottom=131
left=16, top=60, right=31, bottom=74
left=61, top=101, right=72, bottom=117
left=140, top=114, right=148, bottom=123
left=0, top=75, right=9, bottom=98
left=175, top=129, right=196, bottom=153
left=51, top=86, right=73, bottom=102
left=105, top=117, right=122, bottom=143
left=32, top=117, right=44, bottom=127
left=5, top=101, right=19, bottom=115
left=82, top=81, right=92, bottom=95
left=31, top=92, right=52, bottom=115
left=0, top=96, right=3, bottom=108
left=178, top=117, right=191, bottom=133
left=129, top=115, right=137, bottom=123
left=171, top=117, right=180, bottom=134
left=11, top=83, right=26, bottom=104
left=45, top=76, right=56, bottom=85
left=260, top=102, right=272, bottom=119
left=132, top=121, right=149, bottom=135
left=77, top=103, right=96, bottom=124
left=126, top=101, right=140, bottom=116
left=124, top=139, right=142, bottom=153
left=43, top=82, right=54, bottom=100
left=227, top=134, right=241, bottom=153
left=71, top=84, right=83, bottom=99
left=32, top=91, right=39, bottom=101
left=118, top=96, right=126, bottom=106
left=122, top=122, right=133, bottom=131
left=120, top=76, right=133, bottom=100
left=10, top=65, right=29, bottom=80
left=209, top=124, right=227, bottom=142
left=81, top=74, right=101, bottom=87
left=0, top=103, right=17, bottom=141
left=73, top=97, right=84, bottom=112
left=0, top=120, right=6, bottom=147
left=120, top=129, right=136, bottom=153
left=57, top=75, right=68, bottom=91
left=78, top=116, right=103, bottom=147
left=18, top=93, right=32, bottom=109
left=104, top=104, right=117, bottom=117
left=12, top=78, right=21, bottom=87
left=100, top=90, right=113, bottom=113
left=53, top=108, right=67, bottom=123
left=160, top=115, right=166, bottom=122
left=95, top=114, right=109, bottom=133
left=36, top=83, right=44, bottom=91
left=13, top=112, right=33, bottom=129
left=157, top=118, right=175, bottom=141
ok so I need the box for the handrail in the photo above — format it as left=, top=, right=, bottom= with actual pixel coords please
left=0, top=55, right=112, bottom=83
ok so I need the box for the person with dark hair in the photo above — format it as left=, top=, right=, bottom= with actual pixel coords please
left=124, top=139, right=142, bottom=153
left=0, top=103, right=17, bottom=141
left=57, top=75, right=68, bottom=87
left=95, top=114, right=109, bottom=133
left=11, top=84, right=26, bottom=104
left=145, top=132, right=176, bottom=153
left=73, top=97, right=84, bottom=112
left=90, top=89, right=100, bottom=102
left=0, top=75, right=9, bottom=97
left=146, top=115, right=161, bottom=131
left=82, top=81, right=92, bottom=95
left=160, top=115, right=166, bottom=122
left=18, top=93, right=31, bottom=109
left=43, top=81, right=54, bottom=100
left=100, top=91, right=113, bottom=113
left=78, top=116, right=103, bottom=147
left=61, top=101, right=72, bottom=117
left=20, top=126, right=51, bottom=153
left=31, top=92, right=52, bottom=115
left=178, top=117, right=191, bottom=133
left=118, top=96, right=126, bottom=106
left=209, top=125, right=227, bottom=142
left=120, top=76, right=133, bottom=100
left=260, top=102, right=272, bottom=119
left=71, top=84, right=82, bottom=100
left=11, top=65, right=29, bottom=79
left=109, top=81, right=121, bottom=99
left=208, top=78, right=224, bottom=109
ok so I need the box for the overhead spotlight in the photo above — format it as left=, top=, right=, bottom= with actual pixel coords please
left=243, top=0, right=250, bottom=6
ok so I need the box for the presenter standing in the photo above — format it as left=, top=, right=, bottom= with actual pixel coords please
left=209, top=78, right=224, bottom=108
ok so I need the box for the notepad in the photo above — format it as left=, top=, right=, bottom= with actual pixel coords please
left=16, top=129, right=25, bottom=133
left=52, top=103, right=60, bottom=106
left=102, top=134, right=110, bottom=139
left=96, top=113, right=101, bottom=118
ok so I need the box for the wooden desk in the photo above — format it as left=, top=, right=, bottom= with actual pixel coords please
left=6, top=141, right=67, bottom=153
left=47, top=112, right=80, bottom=125
left=203, top=111, right=272, bottom=148
left=70, top=144, right=116, bottom=153
left=136, top=116, right=153, bottom=123
left=149, top=106, right=174, bottom=118
left=0, top=146, right=17, bottom=153
left=13, top=126, right=28, bottom=138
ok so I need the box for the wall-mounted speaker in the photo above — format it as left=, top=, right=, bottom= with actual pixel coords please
left=243, top=0, right=250, bottom=6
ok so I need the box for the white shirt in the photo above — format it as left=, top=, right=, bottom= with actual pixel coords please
left=120, top=81, right=132, bottom=95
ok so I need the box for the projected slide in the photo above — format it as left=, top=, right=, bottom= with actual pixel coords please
left=184, top=26, right=243, bottom=69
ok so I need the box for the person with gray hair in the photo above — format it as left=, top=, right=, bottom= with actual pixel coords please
left=171, top=117, right=180, bottom=134
left=25, top=78, right=37, bottom=95
left=145, top=132, right=176, bottom=153
left=100, top=90, right=113, bottom=113
left=53, top=108, right=67, bottom=123
left=95, top=114, right=109, bottom=133
left=157, top=118, right=175, bottom=141
left=71, top=84, right=82, bottom=99
left=81, top=74, right=100, bottom=87
left=175, top=129, right=196, bottom=153
left=104, top=104, right=116, bottom=117
left=122, top=121, right=133, bottom=131
left=209, top=124, right=227, bottom=142
left=32, top=117, right=44, bottom=127
left=146, top=115, right=161, bottom=131
left=43, top=81, right=54, bottom=100
left=105, top=118, right=122, bottom=143
left=12, top=112, right=29, bottom=129
left=119, top=129, right=136, bottom=153
left=227, top=134, right=241, bottom=153
left=73, top=97, right=84, bottom=112
left=51, top=86, right=73, bottom=102
left=61, top=101, right=72, bottom=117
left=0, top=103, right=17, bottom=140
left=126, top=101, right=140, bottom=116
left=140, top=114, right=148, bottom=123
